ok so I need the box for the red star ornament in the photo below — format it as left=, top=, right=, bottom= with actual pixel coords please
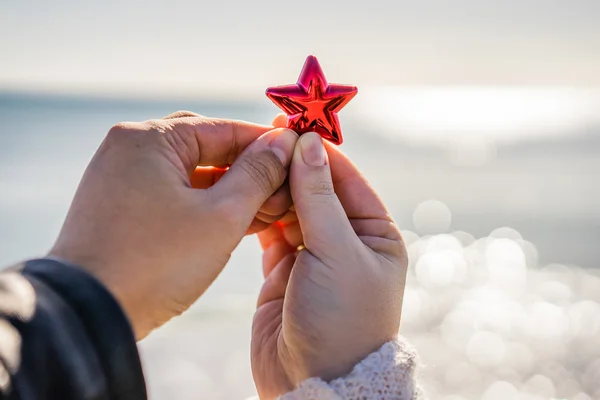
left=266, top=55, right=358, bottom=145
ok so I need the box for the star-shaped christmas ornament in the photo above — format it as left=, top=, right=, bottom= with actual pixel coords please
left=266, top=55, right=357, bottom=145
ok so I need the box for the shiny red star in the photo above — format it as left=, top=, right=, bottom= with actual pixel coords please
left=266, top=55, right=358, bottom=145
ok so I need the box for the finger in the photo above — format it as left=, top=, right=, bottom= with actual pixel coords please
left=325, top=143, right=404, bottom=260
left=350, top=218, right=402, bottom=242
left=257, top=211, right=303, bottom=250
left=271, top=113, right=288, bottom=128
left=256, top=253, right=295, bottom=307
left=257, top=211, right=296, bottom=248
left=193, top=168, right=291, bottom=234
left=259, top=181, right=292, bottom=217
left=324, top=143, right=405, bottom=260
left=162, top=110, right=201, bottom=120
left=326, top=142, right=391, bottom=223
left=245, top=210, right=289, bottom=236
left=256, top=211, right=286, bottom=225
left=193, top=169, right=290, bottom=218
left=258, top=221, right=296, bottom=276
left=211, top=128, right=298, bottom=224
left=256, top=210, right=288, bottom=225
left=279, top=208, right=299, bottom=226
left=189, top=166, right=228, bottom=189
left=280, top=215, right=304, bottom=249
left=290, top=132, right=360, bottom=258
left=248, top=184, right=293, bottom=235
left=193, top=169, right=290, bottom=210
left=262, top=236, right=295, bottom=278
left=157, top=117, right=277, bottom=174
left=258, top=221, right=284, bottom=249
left=246, top=218, right=271, bottom=236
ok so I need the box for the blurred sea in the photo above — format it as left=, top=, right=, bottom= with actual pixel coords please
left=1, top=89, right=599, bottom=400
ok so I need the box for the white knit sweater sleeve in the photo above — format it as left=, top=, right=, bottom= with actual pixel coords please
left=278, top=338, right=424, bottom=400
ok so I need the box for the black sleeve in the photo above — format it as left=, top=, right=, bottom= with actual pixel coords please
left=0, top=258, right=147, bottom=400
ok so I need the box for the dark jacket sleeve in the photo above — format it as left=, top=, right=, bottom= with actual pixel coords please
left=0, top=258, right=147, bottom=400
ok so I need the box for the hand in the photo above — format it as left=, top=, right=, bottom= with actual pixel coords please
left=50, top=111, right=298, bottom=339
left=251, top=116, right=408, bottom=399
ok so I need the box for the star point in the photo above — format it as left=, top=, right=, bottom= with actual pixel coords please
left=266, top=55, right=357, bottom=145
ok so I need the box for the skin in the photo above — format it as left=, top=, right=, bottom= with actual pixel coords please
left=50, top=112, right=407, bottom=397
left=51, top=111, right=299, bottom=338
left=251, top=115, right=408, bottom=398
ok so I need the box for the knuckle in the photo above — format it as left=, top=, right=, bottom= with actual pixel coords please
left=164, top=110, right=201, bottom=119
left=104, top=121, right=146, bottom=148
left=237, top=150, right=285, bottom=195
left=306, top=179, right=335, bottom=197
left=108, top=121, right=142, bottom=136
left=142, top=119, right=169, bottom=134
left=105, top=121, right=165, bottom=150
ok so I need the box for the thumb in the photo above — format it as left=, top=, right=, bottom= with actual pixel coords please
left=290, top=132, right=359, bottom=259
left=211, top=128, right=297, bottom=219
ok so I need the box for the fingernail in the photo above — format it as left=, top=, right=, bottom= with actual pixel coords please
left=270, top=129, right=298, bottom=165
left=300, top=132, right=325, bottom=166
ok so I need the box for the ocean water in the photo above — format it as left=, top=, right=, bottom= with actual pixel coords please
left=1, top=89, right=599, bottom=399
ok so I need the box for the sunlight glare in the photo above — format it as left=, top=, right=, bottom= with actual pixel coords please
left=358, top=87, right=600, bottom=144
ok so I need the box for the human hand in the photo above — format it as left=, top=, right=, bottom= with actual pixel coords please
left=50, top=111, right=298, bottom=339
left=251, top=116, right=408, bottom=399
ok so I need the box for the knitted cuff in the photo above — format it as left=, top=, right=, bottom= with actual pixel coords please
left=279, top=338, right=423, bottom=400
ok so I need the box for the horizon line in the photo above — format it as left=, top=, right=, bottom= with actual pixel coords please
left=2, top=84, right=600, bottom=105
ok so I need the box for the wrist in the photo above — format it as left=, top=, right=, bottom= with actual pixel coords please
left=46, top=250, right=144, bottom=339
left=283, top=333, right=395, bottom=386
left=279, top=339, right=422, bottom=400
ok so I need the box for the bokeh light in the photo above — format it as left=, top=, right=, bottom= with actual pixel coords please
left=413, top=199, right=452, bottom=234
left=401, top=202, right=600, bottom=399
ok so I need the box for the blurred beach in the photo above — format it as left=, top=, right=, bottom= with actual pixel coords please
left=1, top=88, right=599, bottom=399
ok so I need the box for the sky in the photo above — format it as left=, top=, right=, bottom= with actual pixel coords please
left=1, top=0, right=600, bottom=99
